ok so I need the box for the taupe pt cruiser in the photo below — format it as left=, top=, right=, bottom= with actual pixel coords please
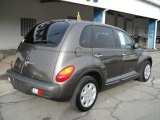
left=7, top=19, right=152, bottom=112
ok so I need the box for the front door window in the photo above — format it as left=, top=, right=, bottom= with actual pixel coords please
left=116, top=30, right=134, bottom=49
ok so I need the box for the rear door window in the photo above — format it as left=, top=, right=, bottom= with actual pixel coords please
left=23, top=21, right=69, bottom=47
left=93, top=26, right=117, bottom=48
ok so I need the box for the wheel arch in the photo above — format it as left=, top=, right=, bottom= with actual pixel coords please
left=146, top=57, right=152, bottom=66
left=76, top=68, right=105, bottom=91
left=137, top=53, right=152, bottom=71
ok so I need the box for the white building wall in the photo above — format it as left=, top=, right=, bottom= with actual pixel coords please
left=62, top=0, right=160, bottom=20
left=0, top=0, right=93, bottom=50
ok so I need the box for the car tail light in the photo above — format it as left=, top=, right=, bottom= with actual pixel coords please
left=56, top=65, right=75, bottom=82
left=32, top=88, right=43, bottom=96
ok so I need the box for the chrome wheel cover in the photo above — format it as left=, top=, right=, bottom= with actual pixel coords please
left=80, top=83, right=97, bottom=108
left=144, top=64, right=151, bottom=80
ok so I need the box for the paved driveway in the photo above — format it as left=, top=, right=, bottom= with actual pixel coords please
left=0, top=52, right=160, bottom=120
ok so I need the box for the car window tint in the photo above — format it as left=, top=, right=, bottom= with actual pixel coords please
left=34, top=23, right=50, bottom=41
left=23, top=21, right=69, bottom=47
left=116, top=30, right=133, bottom=48
left=23, top=25, right=38, bottom=44
left=93, top=26, right=117, bottom=48
left=80, top=25, right=92, bottom=48
left=47, top=22, right=68, bottom=45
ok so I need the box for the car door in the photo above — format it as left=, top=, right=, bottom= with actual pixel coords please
left=114, top=29, right=139, bottom=79
left=92, top=25, right=123, bottom=84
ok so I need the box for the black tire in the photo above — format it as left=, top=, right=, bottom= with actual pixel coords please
left=70, top=76, right=98, bottom=112
left=137, top=61, right=151, bottom=82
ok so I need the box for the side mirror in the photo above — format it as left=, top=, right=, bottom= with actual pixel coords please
left=133, top=43, right=140, bottom=49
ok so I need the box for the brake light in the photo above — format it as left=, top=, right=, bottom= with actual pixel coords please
left=56, top=66, right=75, bottom=82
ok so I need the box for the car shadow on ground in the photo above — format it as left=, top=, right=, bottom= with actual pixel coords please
left=0, top=74, right=7, bottom=80
left=59, top=79, right=136, bottom=120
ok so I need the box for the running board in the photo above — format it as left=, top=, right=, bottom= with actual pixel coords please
left=122, top=74, right=138, bottom=81
left=105, top=71, right=139, bottom=86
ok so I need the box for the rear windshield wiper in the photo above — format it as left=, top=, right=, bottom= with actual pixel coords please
left=34, top=40, right=56, bottom=44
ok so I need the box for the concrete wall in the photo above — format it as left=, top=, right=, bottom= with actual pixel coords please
left=0, top=0, right=157, bottom=50
left=106, top=11, right=149, bottom=37
left=106, top=14, right=115, bottom=26
left=0, top=0, right=93, bottom=50
left=106, top=12, right=133, bottom=31
left=134, top=18, right=149, bottom=37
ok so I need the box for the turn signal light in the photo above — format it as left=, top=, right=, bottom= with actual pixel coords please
left=56, top=66, right=75, bottom=82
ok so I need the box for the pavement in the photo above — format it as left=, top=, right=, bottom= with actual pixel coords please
left=0, top=55, right=12, bottom=80
left=0, top=52, right=160, bottom=120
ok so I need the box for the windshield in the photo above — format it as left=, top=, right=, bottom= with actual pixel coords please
left=23, top=21, right=69, bottom=47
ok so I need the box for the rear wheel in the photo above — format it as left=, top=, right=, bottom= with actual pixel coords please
left=70, top=76, right=98, bottom=112
left=137, top=61, right=151, bottom=82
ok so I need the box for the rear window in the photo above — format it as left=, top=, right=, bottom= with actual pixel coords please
left=23, top=21, right=69, bottom=47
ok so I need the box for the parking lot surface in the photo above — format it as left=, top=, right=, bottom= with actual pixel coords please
left=0, top=52, right=160, bottom=120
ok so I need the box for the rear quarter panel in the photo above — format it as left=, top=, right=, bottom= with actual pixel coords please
left=53, top=22, right=95, bottom=85
left=52, top=22, right=105, bottom=99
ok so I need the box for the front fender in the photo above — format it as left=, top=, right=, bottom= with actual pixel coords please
left=136, top=52, right=152, bottom=71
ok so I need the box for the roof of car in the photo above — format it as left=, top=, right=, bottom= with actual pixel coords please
left=46, top=19, right=125, bottom=33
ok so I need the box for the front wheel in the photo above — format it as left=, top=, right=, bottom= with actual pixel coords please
left=70, top=76, right=98, bottom=112
left=137, top=61, right=151, bottom=82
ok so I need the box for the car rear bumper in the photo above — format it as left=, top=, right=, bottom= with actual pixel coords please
left=6, top=69, right=60, bottom=100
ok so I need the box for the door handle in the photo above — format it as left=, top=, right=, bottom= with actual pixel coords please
left=94, top=54, right=103, bottom=58
left=122, top=53, right=127, bottom=56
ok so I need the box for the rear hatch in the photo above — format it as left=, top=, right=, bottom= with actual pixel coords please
left=13, top=21, right=69, bottom=83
